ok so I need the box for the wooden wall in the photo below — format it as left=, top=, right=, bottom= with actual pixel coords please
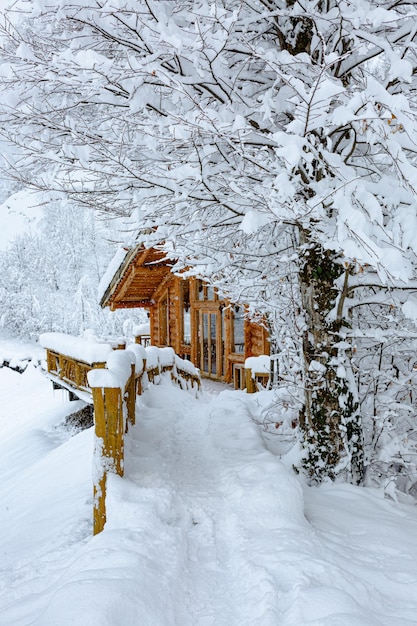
left=245, top=320, right=269, bottom=358
left=148, top=275, right=269, bottom=382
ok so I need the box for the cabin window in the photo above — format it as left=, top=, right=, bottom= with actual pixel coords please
left=197, top=280, right=205, bottom=301
left=181, top=281, right=191, bottom=346
left=232, top=306, right=245, bottom=353
left=196, top=280, right=217, bottom=302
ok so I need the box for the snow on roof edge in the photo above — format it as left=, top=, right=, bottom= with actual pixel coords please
left=97, top=246, right=133, bottom=307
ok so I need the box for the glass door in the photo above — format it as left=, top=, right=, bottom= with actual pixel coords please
left=198, top=309, right=223, bottom=378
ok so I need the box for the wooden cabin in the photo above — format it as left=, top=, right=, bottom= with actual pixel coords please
left=100, top=245, right=269, bottom=385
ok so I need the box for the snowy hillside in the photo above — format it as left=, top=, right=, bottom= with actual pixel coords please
left=1, top=338, right=417, bottom=625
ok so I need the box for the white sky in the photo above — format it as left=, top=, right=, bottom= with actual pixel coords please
left=0, top=0, right=18, bottom=10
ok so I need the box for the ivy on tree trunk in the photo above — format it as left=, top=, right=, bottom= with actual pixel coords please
left=298, top=232, right=363, bottom=483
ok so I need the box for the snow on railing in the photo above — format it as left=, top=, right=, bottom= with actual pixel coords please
left=244, top=355, right=271, bottom=393
left=87, top=344, right=200, bottom=534
left=40, top=332, right=113, bottom=365
left=40, top=332, right=113, bottom=401
left=40, top=332, right=200, bottom=534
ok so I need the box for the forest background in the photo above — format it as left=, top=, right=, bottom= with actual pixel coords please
left=0, top=184, right=143, bottom=339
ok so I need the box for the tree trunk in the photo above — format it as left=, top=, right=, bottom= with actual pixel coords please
left=298, top=230, right=363, bottom=483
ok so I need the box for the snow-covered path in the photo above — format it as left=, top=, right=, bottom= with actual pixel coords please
left=1, top=359, right=417, bottom=625
left=117, top=381, right=307, bottom=625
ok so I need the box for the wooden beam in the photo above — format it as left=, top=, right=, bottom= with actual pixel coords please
left=114, top=264, right=137, bottom=303
left=110, top=300, right=154, bottom=310
left=152, top=269, right=175, bottom=303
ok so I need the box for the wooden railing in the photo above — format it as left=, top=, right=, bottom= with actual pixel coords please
left=233, top=355, right=271, bottom=393
left=40, top=332, right=113, bottom=402
left=45, top=349, right=107, bottom=396
left=40, top=334, right=200, bottom=534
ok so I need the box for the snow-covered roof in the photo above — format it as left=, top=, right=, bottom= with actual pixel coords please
left=99, top=244, right=174, bottom=310
left=97, top=246, right=131, bottom=304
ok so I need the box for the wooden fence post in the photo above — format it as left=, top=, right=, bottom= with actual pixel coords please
left=92, top=386, right=107, bottom=535
left=245, top=368, right=257, bottom=393
left=126, top=363, right=136, bottom=427
left=89, top=351, right=137, bottom=535
left=92, top=385, right=125, bottom=535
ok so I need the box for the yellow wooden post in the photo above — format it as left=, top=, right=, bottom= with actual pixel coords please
left=245, top=367, right=257, bottom=393
left=105, top=387, right=124, bottom=476
left=92, top=386, right=107, bottom=535
left=125, top=363, right=136, bottom=427
left=136, top=359, right=146, bottom=396
left=58, top=353, right=64, bottom=378
left=92, top=385, right=124, bottom=535
left=75, top=361, right=82, bottom=388
left=46, top=349, right=54, bottom=374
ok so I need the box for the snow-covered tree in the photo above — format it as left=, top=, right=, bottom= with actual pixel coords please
left=0, top=201, right=139, bottom=339
left=2, top=0, right=417, bottom=484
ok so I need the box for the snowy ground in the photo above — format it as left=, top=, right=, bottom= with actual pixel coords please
left=1, top=337, right=417, bottom=625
